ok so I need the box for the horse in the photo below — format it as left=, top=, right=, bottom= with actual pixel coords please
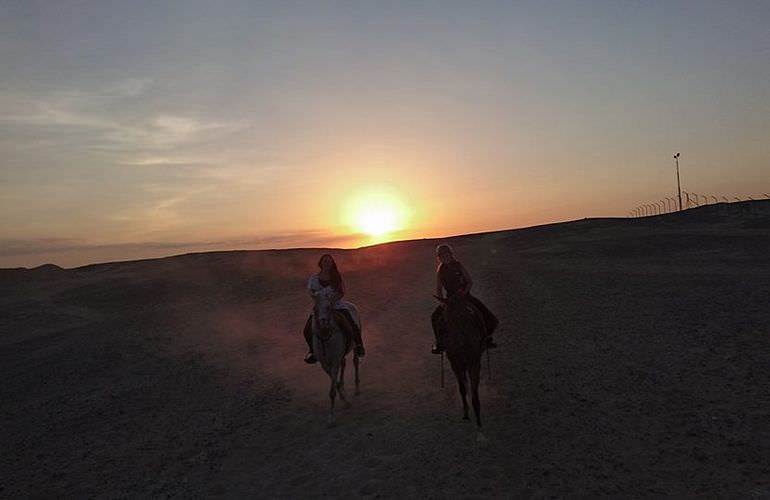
left=435, top=294, right=487, bottom=442
left=311, top=290, right=360, bottom=423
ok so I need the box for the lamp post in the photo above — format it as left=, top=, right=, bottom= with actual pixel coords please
left=674, top=153, right=682, bottom=210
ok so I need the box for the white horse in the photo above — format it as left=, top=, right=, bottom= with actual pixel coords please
left=312, top=290, right=361, bottom=423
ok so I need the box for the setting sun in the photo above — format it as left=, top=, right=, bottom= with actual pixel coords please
left=356, top=206, right=397, bottom=237
left=340, top=185, right=413, bottom=242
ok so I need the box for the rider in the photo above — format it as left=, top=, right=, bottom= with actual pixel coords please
left=303, top=254, right=365, bottom=364
left=431, top=243, right=498, bottom=354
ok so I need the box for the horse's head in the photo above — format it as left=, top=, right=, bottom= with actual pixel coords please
left=313, top=290, right=335, bottom=339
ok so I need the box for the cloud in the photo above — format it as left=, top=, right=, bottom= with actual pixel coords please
left=118, top=156, right=207, bottom=166
left=0, top=82, right=244, bottom=152
left=100, top=183, right=219, bottom=234
left=103, top=78, right=153, bottom=98
left=147, top=114, right=240, bottom=147
left=0, top=237, right=216, bottom=258
left=0, top=229, right=349, bottom=260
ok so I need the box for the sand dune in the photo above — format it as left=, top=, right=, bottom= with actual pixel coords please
left=2, top=204, right=769, bottom=497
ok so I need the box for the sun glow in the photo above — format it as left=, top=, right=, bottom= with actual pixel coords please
left=356, top=206, right=397, bottom=237
left=340, top=185, right=412, bottom=242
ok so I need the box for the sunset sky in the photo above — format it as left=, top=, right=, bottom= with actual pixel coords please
left=2, top=1, right=769, bottom=268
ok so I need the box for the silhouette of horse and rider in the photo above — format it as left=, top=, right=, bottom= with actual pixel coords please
left=303, top=245, right=498, bottom=429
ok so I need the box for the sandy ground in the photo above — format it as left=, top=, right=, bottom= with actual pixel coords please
left=2, top=204, right=769, bottom=498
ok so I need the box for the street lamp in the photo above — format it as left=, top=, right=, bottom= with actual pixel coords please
left=674, top=153, right=682, bottom=210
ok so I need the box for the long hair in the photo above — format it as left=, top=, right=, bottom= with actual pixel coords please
left=435, top=243, right=455, bottom=272
left=318, top=253, right=343, bottom=291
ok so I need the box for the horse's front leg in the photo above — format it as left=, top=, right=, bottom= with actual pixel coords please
left=469, top=361, right=487, bottom=443
left=328, top=364, right=338, bottom=425
left=353, top=355, right=360, bottom=395
left=338, top=356, right=346, bottom=391
left=469, top=361, right=482, bottom=429
left=453, top=368, right=469, bottom=420
left=338, top=357, right=350, bottom=408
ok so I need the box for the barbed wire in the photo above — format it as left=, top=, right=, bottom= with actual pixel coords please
left=628, top=193, right=770, bottom=217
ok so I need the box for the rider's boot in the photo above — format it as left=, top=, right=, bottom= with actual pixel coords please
left=431, top=332, right=445, bottom=354
left=303, top=315, right=317, bottom=363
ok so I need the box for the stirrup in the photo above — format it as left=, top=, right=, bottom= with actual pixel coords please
left=304, top=352, right=317, bottom=364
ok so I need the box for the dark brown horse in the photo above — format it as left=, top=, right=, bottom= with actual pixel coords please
left=435, top=294, right=487, bottom=442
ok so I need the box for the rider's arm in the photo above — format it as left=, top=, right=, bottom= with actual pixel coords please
left=337, top=279, right=345, bottom=299
left=436, top=271, right=444, bottom=299
left=458, top=262, right=473, bottom=295
left=308, top=276, right=318, bottom=297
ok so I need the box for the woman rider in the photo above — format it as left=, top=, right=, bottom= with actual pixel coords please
left=303, top=254, right=365, bottom=364
left=431, top=243, right=498, bottom=353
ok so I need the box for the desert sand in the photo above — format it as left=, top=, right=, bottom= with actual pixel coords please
left=2, top=202, right=769, bottom=498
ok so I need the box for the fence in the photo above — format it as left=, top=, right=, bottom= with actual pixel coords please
left=628, top=193, right=770, bottom=217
